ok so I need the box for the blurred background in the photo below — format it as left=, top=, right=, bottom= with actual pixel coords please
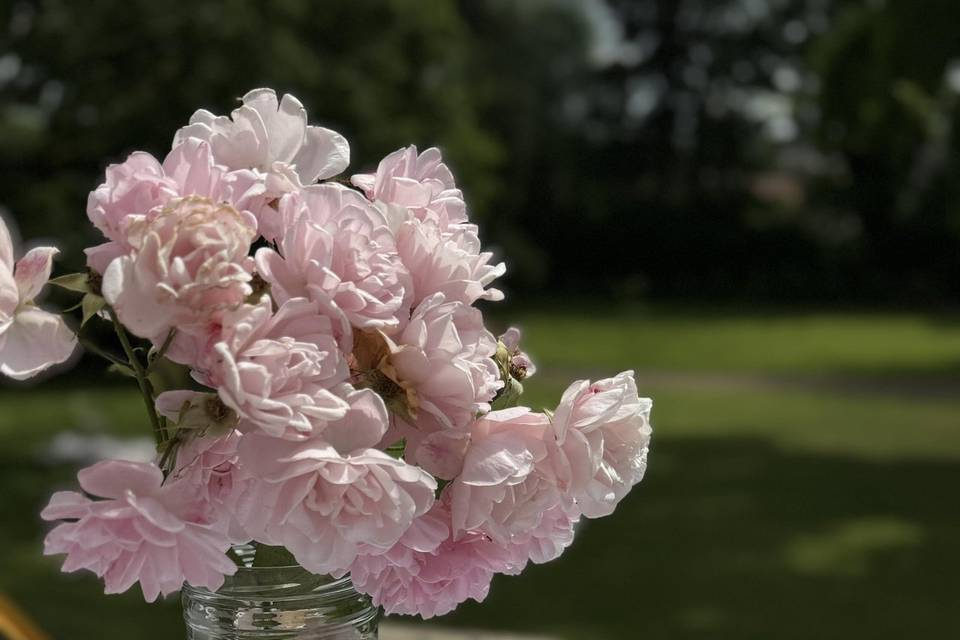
left=1, top=0, right=959, bottom=638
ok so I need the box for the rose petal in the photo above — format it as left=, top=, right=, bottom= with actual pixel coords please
left=0, top=307, right=76, bottom=380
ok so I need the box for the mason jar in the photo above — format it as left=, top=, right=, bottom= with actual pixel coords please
left=182, top=563, right=380, bottom=639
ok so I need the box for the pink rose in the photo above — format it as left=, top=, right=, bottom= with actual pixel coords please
left=85, top=138, right=238, bottom=273
left=200, top=297, right=351, bottom=439
left=550, top=371, right=653, bottom=518
left=101, top=195, right=256, bottom=343
left=351, top=145, right=467, bottom=230
left=448, top=408, right=562, bottom=543
left=159, top=422, right=250, bottom=543
left=175, top=88, right=350, bottom=185
left=349, top=504, right=516, bottom=619
left=41, top=460, right=236, bottom=602
left=395, top=218, right=505, bottom=306
left=503, top=502, right=579, bottom=571
left=174, top=89, right=350, bottom=245
left=234, top=430, right=436, bottom=576
left=256, top=186, right=411, bottom=338
left=0, top=217, right=76, bottom=380
left=383, top=293, right=501, bottom=448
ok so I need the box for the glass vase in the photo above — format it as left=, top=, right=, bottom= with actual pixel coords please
left=181, top=561, right=380, bottom=639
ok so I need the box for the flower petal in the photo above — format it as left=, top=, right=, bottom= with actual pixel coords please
left=0, top=216, right=14, bottom=271
left=244, top=89, right=307, bottom=164
left=78, top=460, right=164, bottom=500
left=294, top=126, right=350, bottom=183
left=14, top=246, right=58, bottom=302
left=0, top=307, right=76, bottom=380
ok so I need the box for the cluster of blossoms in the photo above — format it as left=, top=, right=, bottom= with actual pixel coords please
left=9, top=89, right=652, bottom=618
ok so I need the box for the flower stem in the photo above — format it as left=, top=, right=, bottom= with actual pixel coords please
left=106, top=307, right=166, bottom=446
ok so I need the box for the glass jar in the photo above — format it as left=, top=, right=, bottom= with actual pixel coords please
left=182, top=563, right=380, bottom=639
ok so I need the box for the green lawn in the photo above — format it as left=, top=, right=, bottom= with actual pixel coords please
left=1, top=307, right=958, bottom=639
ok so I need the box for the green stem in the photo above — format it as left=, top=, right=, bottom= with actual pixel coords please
left=78, top=337, right=128, bottom=368
left=147, top=328, right=177, bottom=374
left=107, top=307, right=166, bottom=446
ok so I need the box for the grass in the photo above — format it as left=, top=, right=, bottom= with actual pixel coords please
left=1, top=307, right=958, bottom=638
left=505, top=306, right=960, bottom=375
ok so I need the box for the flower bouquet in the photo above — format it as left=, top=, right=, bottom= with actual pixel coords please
left=10, top=89, right=652, bottom=630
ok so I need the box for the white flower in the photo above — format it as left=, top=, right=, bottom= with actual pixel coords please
left=174, top=88, right=350, bottom=185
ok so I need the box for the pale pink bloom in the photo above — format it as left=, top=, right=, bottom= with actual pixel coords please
left=448, top=408, right=562, bottom=543
left=234, top=431, right=436, bottom=576
left=349, top=504, right=517, bottom=619
left=0, top=218, right=75, bottom=380
left=352, top=147, right=503, bottom=306
left=200, top=297, right=351, bottom=439
left=225, top=164, right=309, bottom=244
left=256, top=186, right=411, bottom=337
left=503, top=502, right=578, bottom=572
left=165, top=429, right=251, bottom=544
left=175, top=88, right=349, bottom=185
left=395, top=218, right=505, bottom=306
left=499, top=327, right=536, bottom=379
left=101, top=195, right=257, bottom=342
left=40, top=460, right=236, bottom=602
left=550, top=371, right=653, bottom=518
left=85, top=138, right=239, bottom=273
left=387, top=293, right=501, bottom=441
left=412, top=430, right=471, bottom=480
left=351, top=146, right=467, bottom=229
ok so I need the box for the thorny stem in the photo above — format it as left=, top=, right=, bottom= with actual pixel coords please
left=107, top=307, right=167, bottom=446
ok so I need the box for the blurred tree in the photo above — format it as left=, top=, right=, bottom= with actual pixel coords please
left=812, top=0, right=960, bottom=301
left=0, top=0, right=500, bottom=265
left=2, top=0, right=959, bottom=304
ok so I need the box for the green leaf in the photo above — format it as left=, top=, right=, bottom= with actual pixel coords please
left=491, top=376, right=524, bottom=410
left=386, top=440, right=406, bottom=460
left=48, top=273, right=91, bottom=294
left=81, top=294, right=106, bottom=326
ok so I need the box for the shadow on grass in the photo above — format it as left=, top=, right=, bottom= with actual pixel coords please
left=439, top=437, right=960, bottom=640
left=2, top=437, right=958, bottom=639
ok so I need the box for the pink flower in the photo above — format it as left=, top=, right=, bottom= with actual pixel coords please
left=383, top=293, right=501, bottom=445
left=349, top=504, right=516, bottom=619
left=351, top=146, right=467, bottom=229
left=40, top=460, right=236, bottom=602
left=256, top=186, right=411, bottom=337
left=395, top=218, right=505, bottom=306
left=352, top=146, right=503, bottom=306
left=234, top=429, right=436, bottom=576
left=448, top=408, right=562, bottom=543
left=503, top=502, right=578, bottom=571
left=0, top=217, right=76, bottom=380
left=175, top=88, right=350, bottom=185
left=200, top=297, right=351, bottom=439
left=165, top=428, right=251, bottom=544
left=549, top=371, right=653, bottom=518
left=85, top=138, right=239, bottom=273
left=101, top=195, right=257, bottom=343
